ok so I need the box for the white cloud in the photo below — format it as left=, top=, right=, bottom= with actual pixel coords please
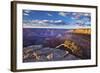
left=71, top=17, right=76, bottom=20
left=32, top=20, right=38, bottom=22
left=47, top=13, right=52, bottom=16
left=85, top=21, right=91, bottom=25
left=72, top=12, right=90, bottom=17
left=58, top=12, right=67, bottom=17
left=42, top=20, right=49, bottom=22
left=23, top=10, right=31, bottom=16
left=84, top=13, right=90, bottom=16
left=24, top=10, right=31, bottom=13
left=24, top=13, right=29, bottom=16
left=72, top=13, right=77, bottom=16
left=32, top=20, right=48, bottom=23
left=31, top=20, right=48, bottom=24
left=49, top=20, right=54, bottom=23
left=38, top=21, right=44, bottom=24
left=54, top=20, right=62, bottom=23
left=24, top=19, right=64, bottom=26
left=75, top=20, right=84, bottom=26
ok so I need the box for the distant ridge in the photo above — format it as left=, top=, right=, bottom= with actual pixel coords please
left=71, top=28, right=91, bottom=35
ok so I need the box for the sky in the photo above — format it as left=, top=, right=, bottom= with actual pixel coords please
left=23, top=10, right=91, bottom=28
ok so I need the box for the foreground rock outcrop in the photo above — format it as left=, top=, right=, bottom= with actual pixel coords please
left=23, top=45, right=80, bottom=62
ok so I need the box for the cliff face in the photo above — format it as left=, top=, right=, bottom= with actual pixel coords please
left=23, top=28, right=91, bottom=61
left=72, top=29, right=91, bottom=35
left=23, top=45, right=80, bottom=62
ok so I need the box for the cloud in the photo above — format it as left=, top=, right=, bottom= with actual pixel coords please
left=31, top=19, right=63, bottom=24
left=72, top=12, right=77, bottom=16
left=42, top=20, right=49, bottom=22
left=23, top=19, right=64, bottom=26
left=47, top=13, right=52, bottom=16
left=58, top=12, right=68, bottom=17
left=23, top=10, right=31, bottom=16
left=74, top=14, right=81, bottom=19
left=23, top=19, right=90, bottom=27
left=49, top=20, right=54, bottom=23
left=31, top=20, right=48, bottom=24
left=85, top=21, right=91, bottom=26
left=24, top=10, right=31, bottom=13
left=71, top=17, right=76, bottom=20
left=83, top=13, right=90, bottom=16
left=71, top=13, right=90, bottom=20
left=54, top=20, right=62, bottom=23
left=23, top=13, right=29, bottom=16
left=76, top=20, right=84, bottom=24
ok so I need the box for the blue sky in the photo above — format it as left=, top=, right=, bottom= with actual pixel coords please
left=23, top=10, right=91, bottom=27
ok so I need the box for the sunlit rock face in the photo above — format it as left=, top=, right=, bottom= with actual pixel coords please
left=72, top=29, right=91, bottom=35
